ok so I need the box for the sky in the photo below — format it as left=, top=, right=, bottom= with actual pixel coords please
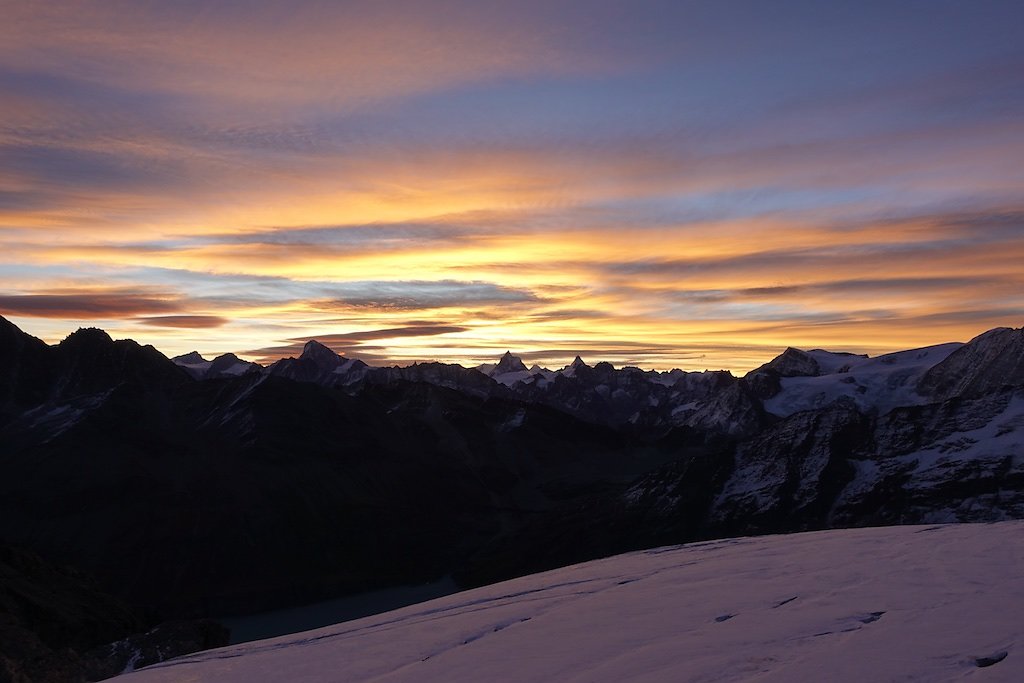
left=1, top=0, right=1022, bottom=372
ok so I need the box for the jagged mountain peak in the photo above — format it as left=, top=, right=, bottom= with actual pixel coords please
left=570, top=355, right=587, bottom=368
left=492, top=351, right=528, bottom=375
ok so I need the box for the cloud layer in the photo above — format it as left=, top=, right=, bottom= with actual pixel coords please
left=2, top=1, right=1022, bottom=370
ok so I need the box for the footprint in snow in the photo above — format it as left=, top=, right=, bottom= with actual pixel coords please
left=974, top=651, right=1008, bottom=668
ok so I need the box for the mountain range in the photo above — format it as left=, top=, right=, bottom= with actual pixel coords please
left=1, top=315, right=1022, bottom=679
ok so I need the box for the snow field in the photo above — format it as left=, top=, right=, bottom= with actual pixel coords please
left=123, top=521, right=1023, bottom=683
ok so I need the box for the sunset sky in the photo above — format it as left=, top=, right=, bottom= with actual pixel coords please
left=2, top=1, right=1022, bottom=371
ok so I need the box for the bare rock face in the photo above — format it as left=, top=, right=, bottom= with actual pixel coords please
left=918, top=327, right=1024, bottom=400
left=708, top=398, right=869, bottom=531
left=682, top=381, right=770, bottom=438
left=748, top=347, right=821, bottom=378
left=491, top=351, right=528, bottom=376
left=744, top=347, right=820, bottom=399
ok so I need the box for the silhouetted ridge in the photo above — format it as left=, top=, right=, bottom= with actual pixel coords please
left=55, top=327, right=189, bottom=397
left=0, top=315, right=54, bottom=417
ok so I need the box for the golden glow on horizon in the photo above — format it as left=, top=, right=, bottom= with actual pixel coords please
left=2, top=2, right=1022, bottom=371
left=6, top=194, right=1024, bottom=373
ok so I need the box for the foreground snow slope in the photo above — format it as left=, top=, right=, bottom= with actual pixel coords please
left=123, top=523, right=1022, bottom=683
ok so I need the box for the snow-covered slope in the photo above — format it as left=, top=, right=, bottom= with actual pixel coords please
left=764, top=342, right=962, bottom=417
left=122, top=522, right=1023, bottom=683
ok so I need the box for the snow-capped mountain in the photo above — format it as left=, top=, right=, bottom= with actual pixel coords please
left=172, top=351, right=261, bottom=380
left=485, top=351, right=532, bottom=387
left=121, top=521, right=1023, bottom=683
left=265, top=340, right=370, bottom=386
left=167, top=333, right=1011, bottom=441
left=757, top=343, right=963, bottom=417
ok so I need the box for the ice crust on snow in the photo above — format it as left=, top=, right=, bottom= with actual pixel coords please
left=122, top=521, right=1023, bottom=683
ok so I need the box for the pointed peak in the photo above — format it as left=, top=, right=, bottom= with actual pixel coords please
left=301, top=339, right=335, bottom=356
left=492, top=350, right=528, bottom=375
left=300, top=339, right=342, bottom=366
left=571, top=355, right=588, bottom=368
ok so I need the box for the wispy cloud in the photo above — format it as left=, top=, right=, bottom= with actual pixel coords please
left=248, top=323, right=470, bottom=364
left=0, top=288, right=183, bottom=318
left=136, top=315, right=228, bottom=328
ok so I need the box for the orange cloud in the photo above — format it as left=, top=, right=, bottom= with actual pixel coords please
left=0, top=289, right=183, bottom=318
left=136, top=315, right=228, bottom=329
